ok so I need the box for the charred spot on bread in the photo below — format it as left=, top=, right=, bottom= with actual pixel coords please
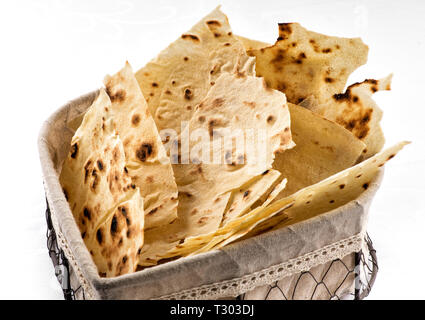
left=83, top=207, right=91, bottom=221
left=181, top=34, right=200, bottom=42
left=110, top=215, right=118, bottom=235
left=136, top=143, right=154, bottom=162
left=96, top=229, right=103, bottom=244
left=106, top=87, right=126, bottom=102
left=206, top=20, right=221, bottom=26
left=70, top=143, right=78, bottom=159
left=96, top=160, right=104, bottom=171
left=132, top=114, right=141, bottom=126
left=184, top=88, right=193, bottom=100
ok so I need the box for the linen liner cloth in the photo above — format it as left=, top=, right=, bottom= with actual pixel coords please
left=38, top=90, right=383, bottom=300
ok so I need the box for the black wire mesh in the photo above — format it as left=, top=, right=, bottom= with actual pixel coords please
left=238, top=235, right=378, bottom=300
left=46, top=201, right=85, bottom=300
left=45, top=201, right=378, bottom=300
left=357, top=233, right=378, bottom=300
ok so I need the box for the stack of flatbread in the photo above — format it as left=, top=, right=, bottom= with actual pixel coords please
left=60, top=7, right=408, bottom=277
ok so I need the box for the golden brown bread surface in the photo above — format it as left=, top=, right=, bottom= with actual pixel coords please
left=104, top=63, right=178, bottom=230
left=60, top=89, right=144, bottom=277
left=135, top=7, right=253, bottom=135
left=249, top=23, right=368, bottom=105
left=138, top=71, right=294, bottom=267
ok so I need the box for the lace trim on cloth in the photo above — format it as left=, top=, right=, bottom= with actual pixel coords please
left=46, top=188, right=97, bottom=300
left=157, top=234, right=364, bottom=300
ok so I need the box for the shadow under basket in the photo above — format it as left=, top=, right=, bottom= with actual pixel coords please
left=45, top=200, right=378, bottom=300
left=39, top=90, right=382, bottom=300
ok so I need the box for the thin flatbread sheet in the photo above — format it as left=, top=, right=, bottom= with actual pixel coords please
left=85, top=192, right=144, bottom=278
left=249, top=23, right=368, bottom=105
left=273, top=103, right=366, bottom=199
left=59, top=89, right=144, bottom=277
left=135, top=7, right=254, bottom=134
left=104, top=63, right=178, bottom=229
left=221, top=169, right=282, bottom=226
left=246, top=141, right=410, bottom=238
left=300, top=75, right=392, bottom=158
left=138, top=72, right=294, bottom=266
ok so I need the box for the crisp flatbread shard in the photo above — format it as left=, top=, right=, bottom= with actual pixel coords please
left=86, top=192, right=144, bottom=278
left=192, top=203, right=290, bottom=256
left=223, top=35, right=368, bottom=193
left=60, top=90, right=134, bottom=237
left=203, top=141, right=409, bottom=253
left=135, top=6, right=254, bottom=134
left=59, top=89, right=144, bottom=277
left=249, top=23, right=368, bottom=104
left=138, top=189, right=232, bottom=267
left=164, top=194, right=294, bottom=258
left=138, top=72, right=294, bottom=266
left=260, top=177, right=288, bottom=207
left=221, top=169, right=282, bottom=226
left=245, top=141, right=410, bottom=238
left=273, top=103, right=366, bottom=199
left=104, top=63, right=178, bottom=230
left=166, top=176, right=288, bottom=258
left=300, top=75, right=392, bottom=159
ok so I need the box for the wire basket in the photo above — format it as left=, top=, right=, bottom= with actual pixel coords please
left=45, top=199, right=378, bottom=300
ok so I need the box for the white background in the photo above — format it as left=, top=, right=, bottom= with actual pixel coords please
left=0, top=0, right=424, bottom=299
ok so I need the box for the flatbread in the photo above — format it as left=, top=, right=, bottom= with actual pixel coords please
left=237, top=34, right=381, bottom=159
left=85, top=192, right=144, bottom=278
left=221, top=169, right=282, bottom=226
left=300, top=75, right=392, bottom=158
left=192, top=205, right=289, bottom=256
left=246, top=141, right=410, bottom=238
left=164, top=194, right=294, bottom=258
left=104, top=63, right=178, bottom=229
left=239, top=30, right=386, bottom=159
left=138, top=72, right=294, bottom=266
left=249, top=23, right=368, bottom=104
left=260, top=177, right=288, bottom=207
left=198, top=141, right=409, bottom=252
left=166, top=177, right=288, bottom=257
left=135, top=6, right=253, bottom=134
left=60, top=90, right=133, bottom=237
left=239, top=31, right=383, bottom=158
left=138, top=189, right=232, bottom=266
left=59, top=89, right=144, bottom=277
left=213, top=35, right=369, bottom=194
left=273, top=103, right=366, bottom=198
